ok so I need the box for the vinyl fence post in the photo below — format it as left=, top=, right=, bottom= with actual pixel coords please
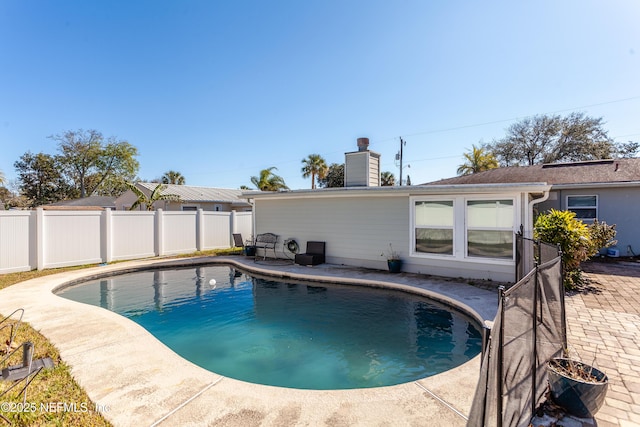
left=102, top=209, right=112, bottom=263
left=155, top=209, right=164, bottom=256
left=196, top=209, right=204, bottom=251
left=36, top=208, right=44, bottom=271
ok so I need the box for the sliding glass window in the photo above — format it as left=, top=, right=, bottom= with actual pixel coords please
left=466, top=199, right=514, bottom=259
left=567, top=195, right=597, bottom=221
left=414, top=200, right=454, bottom=255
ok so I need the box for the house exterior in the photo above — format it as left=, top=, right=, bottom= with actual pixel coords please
left=115, top=183, right=252, bottom=212
left=428, top=158, right=640, bottom=257
left=244, top=182, right=550, bottom=283
left=243, top=139, right=555, bottom=283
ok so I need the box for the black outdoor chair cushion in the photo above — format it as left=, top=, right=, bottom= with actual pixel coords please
left=295, top=241, right=325, bottom=266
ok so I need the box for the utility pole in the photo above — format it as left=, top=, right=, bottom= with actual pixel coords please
left=399, top=137, right=405, bottom=186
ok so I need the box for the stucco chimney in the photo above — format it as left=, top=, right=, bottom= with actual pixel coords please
left=357, top=137, right=369, bottom=152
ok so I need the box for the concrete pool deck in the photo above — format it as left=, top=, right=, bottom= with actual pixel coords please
left=0, top=256, right=499, bottom=426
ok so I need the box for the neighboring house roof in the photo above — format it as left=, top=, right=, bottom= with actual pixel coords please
left=136, top=183, right=251, bottom=206
left=425, top=158, right=640, bottom=187
left=43, top=196, right=116, bottom=210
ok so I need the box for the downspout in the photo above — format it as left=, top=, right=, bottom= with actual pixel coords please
left=525, top=190, right=550, bottom=239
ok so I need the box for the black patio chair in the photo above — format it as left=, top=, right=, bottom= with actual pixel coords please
left=232, top=233, right=245, bottom=248
left=295, top=241, right=326, bottom=266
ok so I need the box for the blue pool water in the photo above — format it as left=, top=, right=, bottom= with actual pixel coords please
left=57, top=265, right=482, bottom=389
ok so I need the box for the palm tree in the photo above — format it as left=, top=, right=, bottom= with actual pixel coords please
left=161, top=170, right=186, bottom=185
left=0, top=169, right=5, bottom=187
left=250, top=167, right=289, bottom=191
left=301, top=154, right=328, bottom=190
left=380, top=171, right=396, bottom=186
left=456, top=145, right=499, bottom=176
left=125, top=182, right=181, bottom=211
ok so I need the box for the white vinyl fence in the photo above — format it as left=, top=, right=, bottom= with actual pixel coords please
left=0, top=209, right=253, bottom=274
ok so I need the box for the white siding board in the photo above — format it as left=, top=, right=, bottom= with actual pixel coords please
left=253, top=192, right=520, bottom=282
left=255, top=196, right=408, bottom=264
left=345, top=154, right=368, bottom=187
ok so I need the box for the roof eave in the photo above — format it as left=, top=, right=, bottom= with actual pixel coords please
left=551, top=181, right=640, bottom=190
left=243, top=183, right=552, bottom=200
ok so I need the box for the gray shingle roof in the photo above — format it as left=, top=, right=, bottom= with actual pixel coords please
left=137, top=183, right=249, bottom=205
left=47, top=196, right=116, bottom=207
left=426, top=158, right=640, bottom=186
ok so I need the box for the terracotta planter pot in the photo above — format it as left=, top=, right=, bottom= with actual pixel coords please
left=547, top=358, right=608, bottom=418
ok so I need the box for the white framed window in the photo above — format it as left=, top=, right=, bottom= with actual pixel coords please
left=414, top=200, right=455, bottom=256
left=411, top=195, right=517, bottom=263
left=567, top=195, right=597, bottom=221
left=466, top=199, right=514, bottom=260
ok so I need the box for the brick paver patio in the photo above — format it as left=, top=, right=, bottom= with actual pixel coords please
left=565, top=260, right=640, bottom=427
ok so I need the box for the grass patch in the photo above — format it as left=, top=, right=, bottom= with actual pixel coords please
left=0, top=265, right=100, bottom=292
left=0, top=318, right=112, bottom=426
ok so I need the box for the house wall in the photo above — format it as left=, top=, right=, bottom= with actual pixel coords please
left=114, top=190, right=251, bottom=212
left=542, top=187, right=640, bottom=256
left=163, top=200, right=237, bottom=212
left=114, top=191, right=138, bottom=210
left=254, top=193, right=520, bottom=282
left=255, top=195, right=408, bottom=267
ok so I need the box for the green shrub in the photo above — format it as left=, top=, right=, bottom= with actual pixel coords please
left=534, top=209, right=616, bottom=289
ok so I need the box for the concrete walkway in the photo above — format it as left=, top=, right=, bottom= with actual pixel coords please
left=0, top=256, right=498, bottom=427
left=564, top=261, right=640, bottom=427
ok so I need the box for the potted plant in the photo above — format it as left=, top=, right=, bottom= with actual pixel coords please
left=547, top=356, right=608, bottom=418
left=382, top=243, right=403, bottom=273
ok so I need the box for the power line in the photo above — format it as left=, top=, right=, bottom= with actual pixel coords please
left=371, top=95, right=640, bottom=145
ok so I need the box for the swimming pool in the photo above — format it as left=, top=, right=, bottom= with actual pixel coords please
left=57, top=265, right=482, bottom=390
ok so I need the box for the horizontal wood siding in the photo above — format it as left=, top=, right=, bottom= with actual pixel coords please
left=345, top=153, right=367, bottom=187
left=255, top=196, right=409, bottom=266
left=255, top=195, right=516, bottom=282
left=369, top=156, right=379, bottom=185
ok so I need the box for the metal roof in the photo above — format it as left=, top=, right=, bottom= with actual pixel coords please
left=137, top=183, right=250, bottom=205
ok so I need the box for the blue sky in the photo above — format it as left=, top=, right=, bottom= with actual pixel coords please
left=1, top=1, right=639, bottom=191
